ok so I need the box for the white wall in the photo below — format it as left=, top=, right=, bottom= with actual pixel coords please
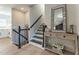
left=12, top=9, right=28, bottom=45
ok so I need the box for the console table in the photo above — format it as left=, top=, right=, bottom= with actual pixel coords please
left=44, top=32, right=78, bottom=55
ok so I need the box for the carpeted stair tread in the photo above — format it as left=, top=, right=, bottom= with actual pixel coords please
left=37, top=29, right=43, bottom=31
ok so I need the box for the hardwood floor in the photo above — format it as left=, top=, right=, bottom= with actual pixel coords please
left=0, top=38, right=55, bottom=55
left=0, top=38, right=74, bottom=55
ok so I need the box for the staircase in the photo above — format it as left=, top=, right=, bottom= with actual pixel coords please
left=31, top=24, right=43, bottom=47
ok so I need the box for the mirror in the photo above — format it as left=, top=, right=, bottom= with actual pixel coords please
left=51, top=5, right=67, bottom=32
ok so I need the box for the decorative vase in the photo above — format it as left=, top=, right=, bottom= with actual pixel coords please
left=70, top=25, right=74, bottom=34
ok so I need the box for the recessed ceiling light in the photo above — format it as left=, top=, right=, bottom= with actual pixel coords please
left=21, top=8, right=24, bottom=10
left=0, top=6, right=3, bottom=9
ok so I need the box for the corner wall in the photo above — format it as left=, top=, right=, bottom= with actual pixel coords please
left=12, top=8, right=29, bottom=45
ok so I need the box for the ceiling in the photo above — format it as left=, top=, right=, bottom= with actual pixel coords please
left=0, top=4, right=34, bottom=13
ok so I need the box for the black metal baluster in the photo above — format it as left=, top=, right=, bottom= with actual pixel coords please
left=42, top=25, right=47, bottom=47
left=42, top=25, right=44, bottom=47
left=18, top=26, right=21, bottom=48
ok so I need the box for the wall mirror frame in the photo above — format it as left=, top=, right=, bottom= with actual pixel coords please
left=51, top=5, right=67, bottom=32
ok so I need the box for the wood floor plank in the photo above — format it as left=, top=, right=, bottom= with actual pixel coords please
left=0, top=38, right=74, bottom=55
left=0, top=38, right=55, bottom=55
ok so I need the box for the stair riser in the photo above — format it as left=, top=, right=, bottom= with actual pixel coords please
left=31, top=40, right=42, bottom=45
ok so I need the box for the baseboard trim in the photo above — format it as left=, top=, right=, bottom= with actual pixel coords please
left=13, top=41, right=28, bottom=48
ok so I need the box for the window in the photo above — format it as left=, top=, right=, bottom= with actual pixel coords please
left=0, top=6, right=11, bottom=29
